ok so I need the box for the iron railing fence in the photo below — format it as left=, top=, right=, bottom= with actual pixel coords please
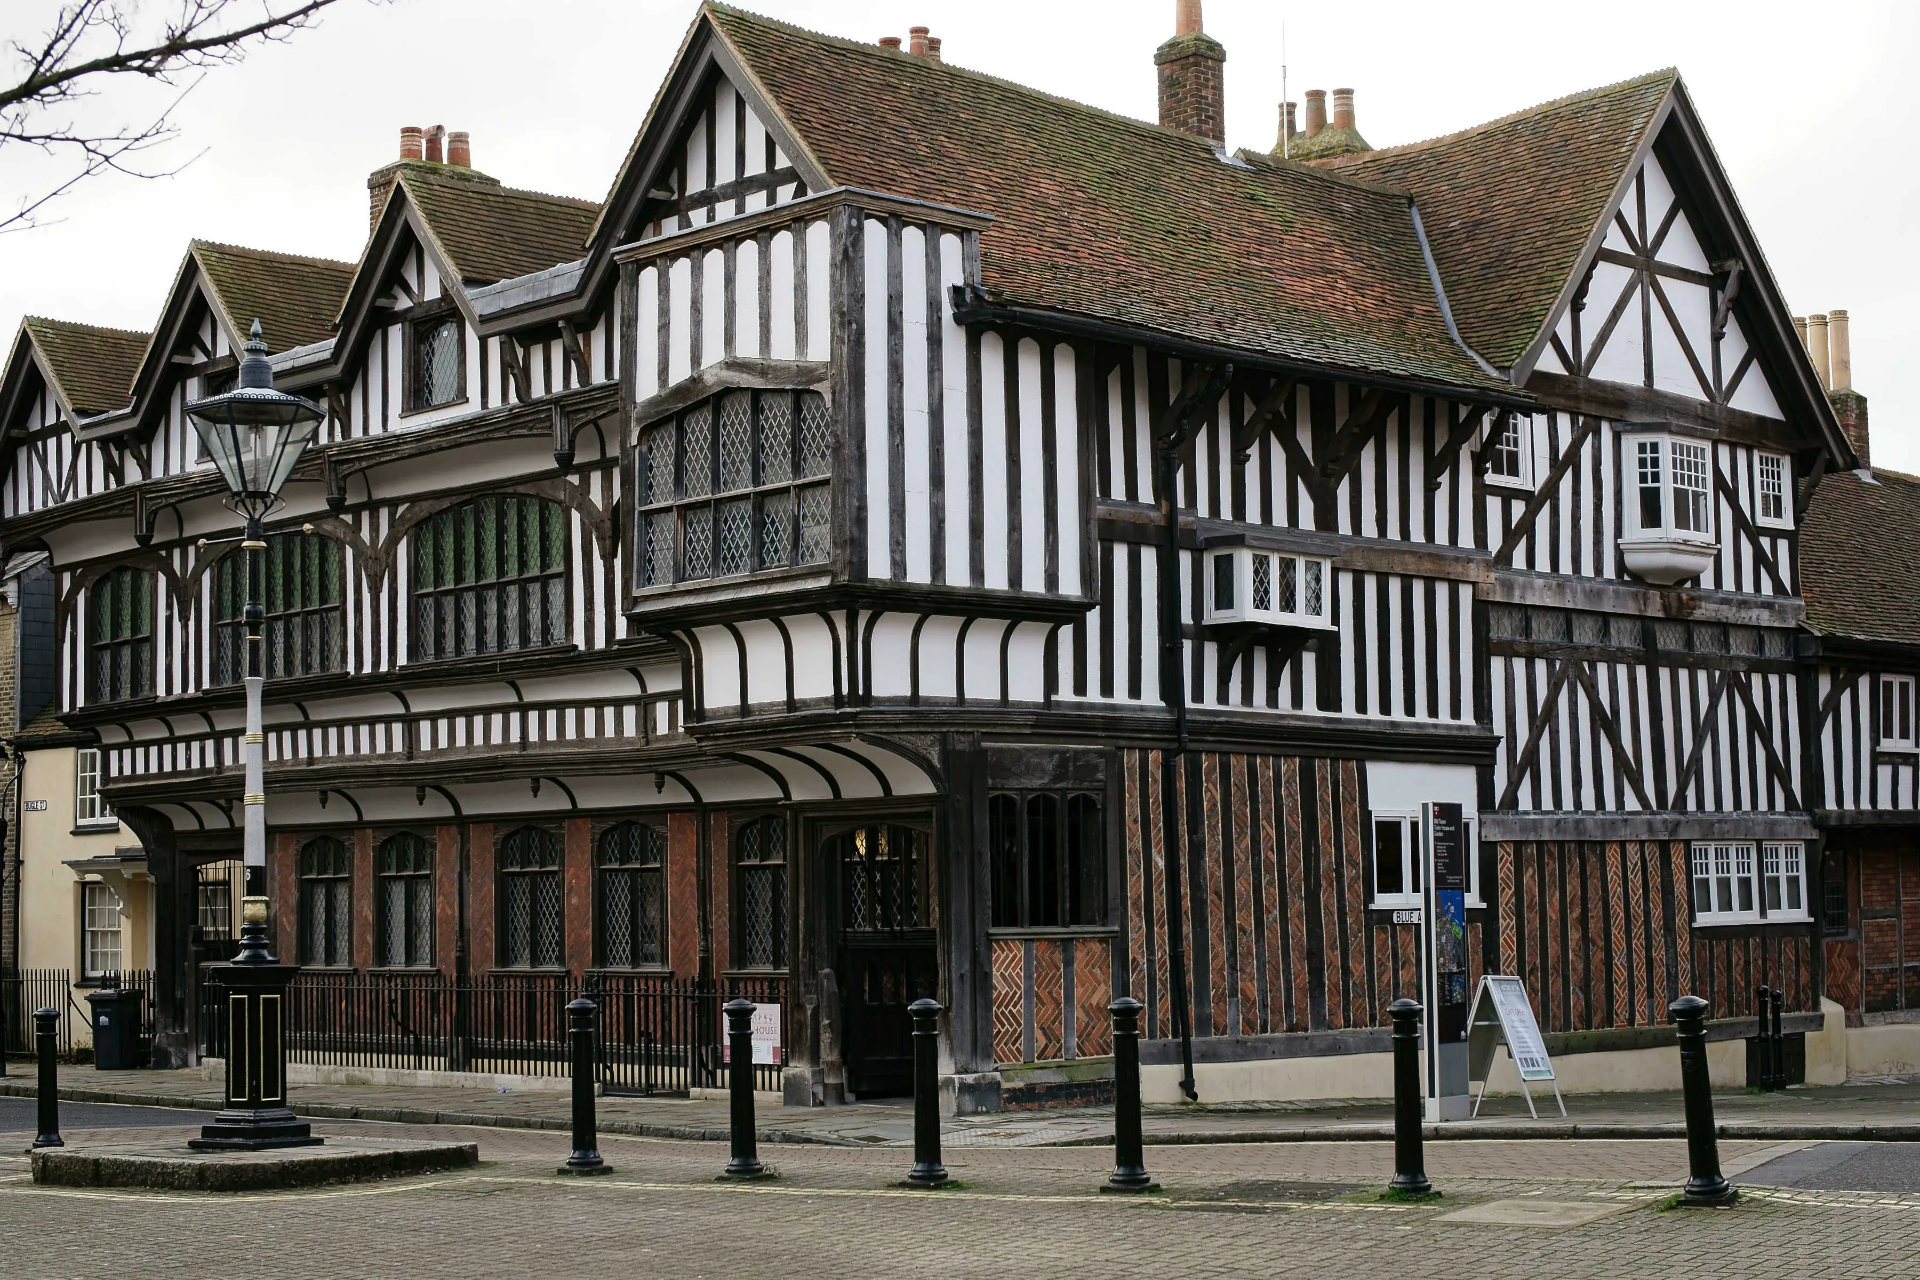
left=1, top=969, right=74, bottom=1057
left=198, top=971, right=790, bottom=1094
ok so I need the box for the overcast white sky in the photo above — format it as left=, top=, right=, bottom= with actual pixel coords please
left=3, top=0, right=1915, bottom=469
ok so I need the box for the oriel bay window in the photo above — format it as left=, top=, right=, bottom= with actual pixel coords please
left=299, top=837, right=352, bottom=967
left=989, top=792, right=1105, bottom=928
left=499, top=826, right=563, bottom=969
left=1633, top=437, right=1713, bottom=537
left=410, top=496, right=568, bottom=661
left=214, top=532, right=344, bottom=685
left=734, top=816, right=788, bottom=969
left=377, top=832, right=434, bottom=968
left=597, top=821, right=665, bottom=969
left=89, top=566, right=153, bottom=703
left=637, top=388, right=832, bottom=587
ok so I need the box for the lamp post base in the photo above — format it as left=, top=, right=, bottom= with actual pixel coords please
left=190, top=1106, right=322, bottom=1152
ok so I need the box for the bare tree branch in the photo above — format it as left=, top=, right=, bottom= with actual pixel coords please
left=1, top=1, right=368, bottom=233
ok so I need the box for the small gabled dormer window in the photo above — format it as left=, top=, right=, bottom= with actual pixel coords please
left=408, top=315, right=464, bottom=411
left=1755, top=451, right=1792, bottom=529
left=1485, top=412, right=1534, bottom=490
left=1204, top=548, right=1332, bottom=630
left=1618, top=428, right=1718, bottom=586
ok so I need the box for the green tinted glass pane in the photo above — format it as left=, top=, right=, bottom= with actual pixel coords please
left=501, top=499, right=521, bottom=578
left=435, top=514, right=454, bottom=587
left=322, top=542, right=341, bottom=604
left=545, top=503, right=565, bottom=571
left=133, top=570, right=151, bottom=637
left=522, top=500, right=541, bottom=575
left=478, top=498, right=498, bottom=581
left=266, top=541, right=285, bottom=612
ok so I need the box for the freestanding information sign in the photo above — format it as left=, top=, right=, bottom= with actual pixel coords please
left=1466, top=975, right=1565, bottom=1119
left=1421, top=801, right=1470, bottom=1121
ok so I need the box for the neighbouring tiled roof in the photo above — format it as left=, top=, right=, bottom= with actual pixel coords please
left=20, top=317, right=148, bottom=418
left=1315, top=70, right=1677, bottom=370
left=399, top=168, right=601, bottom=287
left=191, top=241, right=356, bottom=352
left=1800, top=467, right=1920, bottom=647
left=706, top=5, right=1509, bottom=392
left=16, top=703, right=79, bottom=745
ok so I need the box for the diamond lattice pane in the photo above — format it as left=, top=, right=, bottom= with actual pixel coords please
left=683, top=505, right=713, bottom=578
left=759, top=490, right=792, bottom=567
left=760, top=393, right=793, bottom=484
left=798, top=393, right=831, bottom=477
left=682, top=406, right=713, bottom=497
left=716, top=498, right=752, bottom=576
left=719, top=392, right=753, bottom=491
left=798, top=485, right=830, bottom=564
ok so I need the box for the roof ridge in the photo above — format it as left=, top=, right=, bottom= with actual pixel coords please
left=23, top=316, right=151, bottom=340
left=190, top=239, right=356, bottom=271
left=1316, top=68, right=1678, bottom=169
left=706, top=3, right=1239, bottom=163
left=400, top=168, right=601, bottom=211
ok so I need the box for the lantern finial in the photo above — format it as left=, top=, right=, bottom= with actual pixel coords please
left=239, top=318, right=273, bottom=390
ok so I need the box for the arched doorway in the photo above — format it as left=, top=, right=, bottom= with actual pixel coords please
left=828, top=823, right=937, bottom=1098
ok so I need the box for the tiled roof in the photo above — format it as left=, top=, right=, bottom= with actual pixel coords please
left=399, top=168, right=601, bottom=287
left=191, top=241, right=356, bottom=352
left=1800, top=467, right=1920, bottom=647
left=1315, top=71, right=1677, bottom=370
left=707, top=5, right=1508, bottom=392
left=20, top=317, right=148, bottom=418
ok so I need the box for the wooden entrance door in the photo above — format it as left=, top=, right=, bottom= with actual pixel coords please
left=833, top=824, right=937, bottom=1098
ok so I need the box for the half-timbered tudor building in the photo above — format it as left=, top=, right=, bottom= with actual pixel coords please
left=0, top=2, right=1898, bottom=1104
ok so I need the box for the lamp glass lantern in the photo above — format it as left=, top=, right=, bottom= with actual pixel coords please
left=184, top=319, right=323, bottom=515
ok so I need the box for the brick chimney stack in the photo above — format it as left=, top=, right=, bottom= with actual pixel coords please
left=1304, top=89, right=1327, bottom=137
left=1156, top=0, right=1227, bottom=146
left=909, top=26, right=930, bottom=57
left=1828, top=309, right=1869, bottom=467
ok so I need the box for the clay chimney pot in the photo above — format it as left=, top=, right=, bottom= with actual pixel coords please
left=1808, top=312, right=1831, bottom=392
left=926, top=36, right=943, bottom=62
left=909, top=26, right=930, bottom=57
left=880, top=35, right=902, bottom=50
left=1829, top=309, right=1851, bottom=393
left=1304, top=89, right=1327, bottom=138
left=1332, top=89, right=1356, bottom=131
left=447, top=131, right=471, bottom=169
left=1176, top=0, right=1204, bottom=36
left=425, top=124, right=445, bottom=164
left=399, top=126, right=424, bottom=161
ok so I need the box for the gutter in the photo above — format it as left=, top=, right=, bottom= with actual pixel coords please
left=1407, top=200, right=1505, bottom=382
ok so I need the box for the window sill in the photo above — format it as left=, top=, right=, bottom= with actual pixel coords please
left=1485, top=474, right=1534, bottom=493
left=589, top=966, right=674, bottom=977
left=721, top=967, right=789, bottom=979
left=631, top=561, right=832, bottom=599
left=986, top=926, right=1119, bottom=940
left=72, top=822, right=121, bottom=836
left=1690, top=915, right=1812, bottom=929
left=1618, top=535, right=1718, bottom=586
left=367, top=965, right=439, bottom=975
left=486, top=967, right=572, bottom=976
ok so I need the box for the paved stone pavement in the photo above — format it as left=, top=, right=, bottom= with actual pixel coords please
left=1, top=1124, right=1916, bottom=1279
left=6, top=1064, right=1920, bottom=1147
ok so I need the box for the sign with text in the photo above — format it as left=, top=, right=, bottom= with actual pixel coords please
left=719, top=1002, right=783, bottom=1066
left=23, top=800, right=47, bottom=812
left=1465, top=974, right=1565, bottom=1119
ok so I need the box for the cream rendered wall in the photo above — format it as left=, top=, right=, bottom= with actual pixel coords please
left=16, top=743, right=149, bottom=1047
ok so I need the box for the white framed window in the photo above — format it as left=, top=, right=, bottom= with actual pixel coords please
left=1880, top=675, right=1917, bottom=751
left=1633, top=437, right=1713, bottom=538
left=1485, top=412, right=1533, bottom=490
left=75, top=748, right=115, bottom=827
left=1755, top=452, right=1791, bottom=528
left=1690, top=841, right=1809, bottom=925
left=1204, top=548, right=1333, bottom=630
left=1369, top=813, right=1482, bottom=910
left=82, top=882, right=123, bottom=978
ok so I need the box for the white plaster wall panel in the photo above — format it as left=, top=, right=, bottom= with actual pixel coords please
left=733, top=236, right=762, bottom=359
left=1016, top=337, right=1046, bottom=593
left=978, top=331, right=1010, bottom=590
left=939, top=232, right=971, bottom=586
left=805, top=220, right=831, bottom=361
left=900, top=224, right=932, bottom=584
left=863, top=218, right=891, bottom=578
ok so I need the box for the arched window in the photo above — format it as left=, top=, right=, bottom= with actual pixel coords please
left=377, top=832, right=434, bottom=968
left=410, top=496, right=568, bottom=662
left=988, top=791, right=1105, bottom=928
left=89, top=566, right=153, bottom=702
left=213, top=533, right=344, bottom=685
left=734, top=816, right=787, bottom=969
left=597, top=822, right=664, bottom=969
left=498, top=826, right=563, bottom=968
left=636, top=388, right=831, bottom=587
left=298, top=836, right=351, bottom=967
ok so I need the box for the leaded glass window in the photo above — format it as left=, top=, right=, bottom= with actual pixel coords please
left=377, top=832, right=434, bottom=968
left=299, top=837, right=352, bottom=967
left=214, top=533, right=344, bottom=685
left=735, top=816, right=787, bottom=969
left=89, top=566, right=153, bottom=703
left=839, top=825, right=931, bottom=934
left=410, top=496, right=569, bottom=661
left=499, top=826, right=563, bottom=968
left=412, top=316, right=463, bottom=410
left=635, top=388, right=831, bottom=587
left=597, top=822, right=665, bottom=969
left=989, top=791, right=1105, bottom=928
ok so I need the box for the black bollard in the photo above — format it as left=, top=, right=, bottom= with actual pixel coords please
left=32, top=1008, right=62, bottom=1150
left=1769, top=987, right=1786, bottom=1091
left=1753, top=985, right=1773, bottom=1091
left=1101, top=996, right=1158, bottom=1194
left=719, top=998, right=769, bottom=1180
left=905, top=997, right=949, bottom=1188
left=1387, top=998, right=1429, bottom=1195
left=557, top=997, right=610, bottom=1176
left=1671, top=995, right=1735, bottom=1205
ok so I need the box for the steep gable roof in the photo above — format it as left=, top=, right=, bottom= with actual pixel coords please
left=191, top=241, right=356, bottom=352
left=19, top=317, right=149, bottom=418
left=1800, top=467, right=1920, bottom=647
left=704, top=5, right=1508, bottom=394
left=397, top=167, right=600, bottom=287
left=1315, top=71, right=1677, bottom=370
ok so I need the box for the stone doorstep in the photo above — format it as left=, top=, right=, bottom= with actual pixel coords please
left=30, top=1135, right=480, bottom=1192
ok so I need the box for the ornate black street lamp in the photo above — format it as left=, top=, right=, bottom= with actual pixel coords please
left=183, top=319, right=322, bottom=1150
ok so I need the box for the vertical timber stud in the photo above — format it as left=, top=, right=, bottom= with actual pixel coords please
left=1101, top=997, right=1159, bottom=1193
left=31, top=1008, right=61, bottom=1149
left=720, top=998, right=770, bottom=1180
left=1387, top=999, right=1430, bottom=1195
left=905, top=998, right=949, bottom=1187
left=1672, top=995, right=1735, bottom=1206
left=558, top=997, right=609, bottom=1176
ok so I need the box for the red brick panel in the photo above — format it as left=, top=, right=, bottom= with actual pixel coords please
left=666, top=811, right=700, bottom=978
left=1033, top=939, right=1064, bottom=1061
left=990, top=938, right=1023, bottom=1065
left=435, top=824, right=459, bottom=976
left=1074, top=938, right=1112, bottom=1057
left=1125, top=749, right=1149, bottom=1028
left=1339, top=760, right=1369, bottom=1030
left=1201, top=752, right=1227, bottom=1036
left=469, top=822, right=495, bottom=972
left=708, top=812, right=731, bottom=972
left=352, top=827, right=375, bottom=971
left=1281, top=757, right=1309, bottom=1034
left=272, top=831, right=298, bottom=961
left=1231, top=755, right=1257, bottom=1038
left=564, top=817, right=591, bottom=978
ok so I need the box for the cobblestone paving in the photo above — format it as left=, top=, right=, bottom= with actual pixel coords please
left=2, top=1126, right=1916, bottom=1279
